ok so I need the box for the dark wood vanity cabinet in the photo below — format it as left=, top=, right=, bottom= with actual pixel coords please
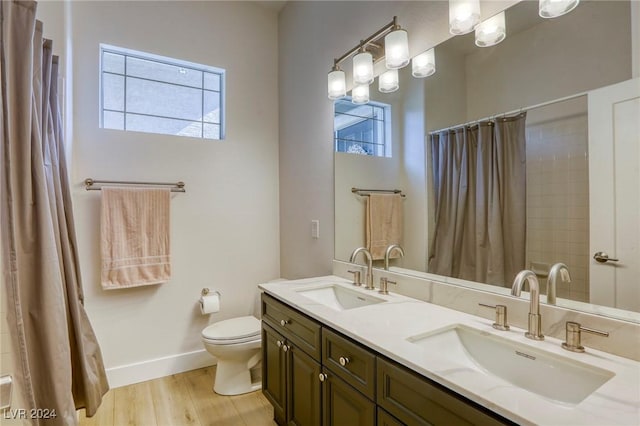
left=261, top=293, right=514, bottom=426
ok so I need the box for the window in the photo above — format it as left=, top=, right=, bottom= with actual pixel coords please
left=100, top=44, right=225, bottom=140
left=334, top=99, right=390, bottom=157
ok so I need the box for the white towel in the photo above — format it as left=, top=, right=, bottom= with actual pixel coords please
left=100, top=187, right=171, bottom=289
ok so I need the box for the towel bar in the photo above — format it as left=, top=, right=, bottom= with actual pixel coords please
left=84, top=178, right=186, bottom=193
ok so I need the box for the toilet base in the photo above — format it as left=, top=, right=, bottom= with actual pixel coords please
left=213, top=360, right=262, bottom=396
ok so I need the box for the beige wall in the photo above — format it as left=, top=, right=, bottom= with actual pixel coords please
left=67, top=1, right=279, bottom=385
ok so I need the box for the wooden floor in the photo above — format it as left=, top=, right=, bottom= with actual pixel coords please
left=78, top=366, right=276, bottom=426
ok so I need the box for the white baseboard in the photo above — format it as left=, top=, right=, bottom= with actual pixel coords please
left=106, top=349, right=216, bottom=389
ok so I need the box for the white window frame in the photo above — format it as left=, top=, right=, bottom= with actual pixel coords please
left=99, top=43, right=226, bottom=140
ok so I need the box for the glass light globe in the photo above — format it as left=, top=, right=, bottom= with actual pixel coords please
left=475, top=12, right=506, bottom=47
left=353, top=52, right=374, bottom=85
left=327, top=69, right=346, bottom=99
left=412, top=48, right=436, bottom=78
left=378, top=69, right=399, bottom=93
left=352, top=84, right=370, bottom=104
left=449, top=0, right=481, bottom=35
left=385, top=29, right=410, bottom=69
left=539, top=0, right=580, bottom=18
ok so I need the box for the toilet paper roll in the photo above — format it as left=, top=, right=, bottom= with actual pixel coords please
left=200, top=293, right=220, bottom=314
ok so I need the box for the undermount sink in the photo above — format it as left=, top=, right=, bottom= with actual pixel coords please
left=295, top=284, right=385, bottom=311
left=407, top=325, right=615, bottom=405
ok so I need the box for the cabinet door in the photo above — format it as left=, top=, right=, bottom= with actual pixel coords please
left=323, top=370, right=376, bottom=426
left=263, top=323, right=287, bottom=425
left=376, top=408, right=404, bottom=426
left=288, top=345, right=322, bottom=426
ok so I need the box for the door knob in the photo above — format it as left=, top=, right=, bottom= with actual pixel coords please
left=593, top=252, right=619, bottom=263
left=339, top=356, right=350, bottom=366
left=282, top=344, right=290, bottom=352
left=280, top=319, right=289, bottom=326
left=319, top=373, right=328, bottom=382
left=276, top=340, right=282, bottom=348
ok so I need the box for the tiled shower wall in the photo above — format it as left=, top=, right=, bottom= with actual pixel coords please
left=525, top=113, right=590, bottom=302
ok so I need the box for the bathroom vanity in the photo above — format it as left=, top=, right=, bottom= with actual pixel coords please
left=259, top=277, right=640, bottom=426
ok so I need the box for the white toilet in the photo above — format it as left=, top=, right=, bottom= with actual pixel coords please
left=202, top=316, right=262, bottom=396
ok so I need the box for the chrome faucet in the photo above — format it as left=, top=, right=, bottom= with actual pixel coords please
left=511, top=270, right=544, bottom=340
left=384, top=244, right=405, bottom=271
left=547, top=263, right=571, bottom=305
left=349, top=247, right=374, bottom=290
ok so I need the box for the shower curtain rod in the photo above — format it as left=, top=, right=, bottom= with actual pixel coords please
left=428, top=90, right=588, bottom=135
left=84, top=178, right=186, bottom=193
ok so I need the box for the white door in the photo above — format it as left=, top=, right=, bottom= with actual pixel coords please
left=588, top=77, right=640, bottom=311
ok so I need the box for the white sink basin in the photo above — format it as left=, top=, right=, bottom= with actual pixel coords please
left=407, top=325, right=615, bottom=404
left=295, top=284, right=385, bottom=311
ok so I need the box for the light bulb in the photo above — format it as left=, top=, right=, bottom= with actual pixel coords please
left=412, top=48, right=436, bottom=78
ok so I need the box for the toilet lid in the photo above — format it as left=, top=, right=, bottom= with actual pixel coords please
left=202, top=316, right=261, bottom=341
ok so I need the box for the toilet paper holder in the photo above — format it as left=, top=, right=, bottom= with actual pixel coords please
left=201, top=288, right=220, bottom=298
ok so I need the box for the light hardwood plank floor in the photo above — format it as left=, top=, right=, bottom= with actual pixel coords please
left=78, top=367, right=276, bottom=426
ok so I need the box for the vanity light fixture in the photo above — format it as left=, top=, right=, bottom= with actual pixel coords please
left=352, top=84, right=370, bottom=104
left=326, top=16, right=409, bottom=101
left=539, top=0, right=580, bottom=18
left=449, top=0, right=481, bottom=35
left=327, top=63, right=347, bottom=100
left=475, top=11, right=506, bottom=47
left=412, top=48, right=436, bottom=78
left=378, top=69, right=399, bottom=93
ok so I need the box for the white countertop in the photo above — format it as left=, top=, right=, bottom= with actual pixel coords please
left=259, top=276, right=640, bottom=426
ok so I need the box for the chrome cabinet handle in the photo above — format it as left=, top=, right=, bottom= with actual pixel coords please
left=319, top=373, right=328, bottom=382
left=593, top=252, right=619, bottom=263
left=280, top=319, right=289, bottom=326
left=339, top=356, right=350, bottom=366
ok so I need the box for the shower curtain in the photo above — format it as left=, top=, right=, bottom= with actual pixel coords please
left=428, top=114, right=527, bottom=286
left=0, top=1, right=108, bottom=424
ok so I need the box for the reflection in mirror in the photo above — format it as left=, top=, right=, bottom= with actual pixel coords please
left=334, top=0, right=639, bottom=322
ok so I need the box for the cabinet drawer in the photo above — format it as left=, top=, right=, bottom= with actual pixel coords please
left=323, top=328, right=376, bottom=400
left=262, top=293, right=321, bottom=360
left=377, top=358, right=512, bottom=426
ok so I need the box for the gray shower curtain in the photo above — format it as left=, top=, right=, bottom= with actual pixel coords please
left=0, top=1, right=108, bottom=424
left=428, top=114, right=527, bottom=286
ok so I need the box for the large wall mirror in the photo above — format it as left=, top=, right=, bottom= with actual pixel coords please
left=334, top=0, right=639, bottom=323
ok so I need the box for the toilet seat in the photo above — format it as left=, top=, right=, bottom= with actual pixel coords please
left=202, top=316, right=261, bottom=345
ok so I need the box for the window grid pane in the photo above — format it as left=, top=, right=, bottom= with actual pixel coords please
left=100, top=45, right=224, bottom=140
left=334, top=99, right=388, bottom=157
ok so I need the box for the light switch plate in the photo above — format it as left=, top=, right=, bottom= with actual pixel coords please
left=311, top=220, right=320, bottom=239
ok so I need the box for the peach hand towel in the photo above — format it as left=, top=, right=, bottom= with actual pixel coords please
left=101, top=187, right=171, bottom=289
left=366, top=194, right=403, bottom=260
